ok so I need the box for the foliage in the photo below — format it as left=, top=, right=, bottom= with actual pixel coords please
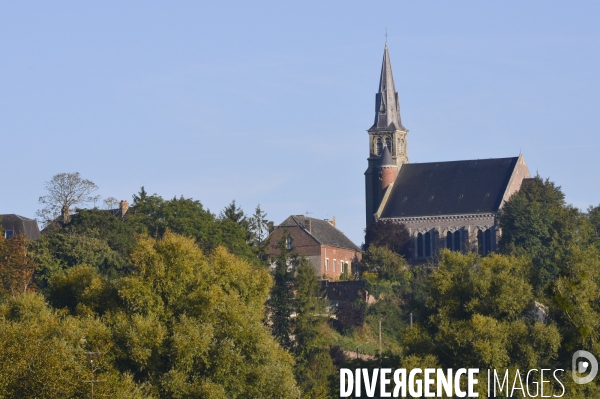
left=363, top=220, right=412, bottom=258
left=0, top=293, right=148, bottom=398
left=37, top=172, right=100, bottom=227
left=498, top=175, right=597, bottom=292
left=267, top=232, right=294, bottom=349
left=128, top=188, right=258, bottom=263
left=293, top=258, right=336, bottom=398
left=0, top=234, right=37, bottom=295
left=588, top=203, right=600, bottom=239
left=27, top=232, right=299, bottom=398
left=399, top=250, right=563, bottom=379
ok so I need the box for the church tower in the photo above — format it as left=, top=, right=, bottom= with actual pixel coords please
left=365, top=44, right=408, bottom=226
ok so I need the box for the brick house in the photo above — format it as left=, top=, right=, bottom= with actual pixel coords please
left=267, top=215, right=362, bottom=280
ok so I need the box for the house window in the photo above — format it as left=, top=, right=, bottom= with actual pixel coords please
left=333, top=259, right=337, bottom=273
left=286, top=237, right=292, bottom=250
left=325, top=258, right=329, bottom=272
left=4, top=230, right=14, bottom=239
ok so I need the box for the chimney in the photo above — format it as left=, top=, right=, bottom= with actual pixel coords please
left=305, top=218, right=311, bottom=233
left=327, top=217, right=336, bottom=228
left=120, top=200, right=129, bottom=216
left=267, top=221, right=274, bottom=233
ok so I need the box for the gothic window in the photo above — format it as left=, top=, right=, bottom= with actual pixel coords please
left=477, top=229, right=494, bottom=256
left=485, top=229, right=492, bottom=254
left=453, top=230, right=461, bottom=252
left=446, top=230, right=462, bottom=252
left=385, top=137, right=392, bottom=151
left=376, top=137, right=383, bottom=155
left=417, top=231, right=433, bottom=258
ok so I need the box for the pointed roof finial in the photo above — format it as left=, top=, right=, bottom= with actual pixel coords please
left=385, top=27, right=388, bottom=44
left=373, top=45, right=405, bottom=130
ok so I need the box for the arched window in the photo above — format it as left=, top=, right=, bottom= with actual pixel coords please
left=385, top=137, right=392, bottom=151
left=376, top=137, right=383, bottom=155
left=425, top=232, right=432, bottom=257
left=417, top=233, right=424, bottom=258
left=453, top=230, right=461, bottom=252
left=477, top=228, right=494, bottom=256
left=485, top=229, right=492, bottom=254
left=446, top=231, right=453, bottom=250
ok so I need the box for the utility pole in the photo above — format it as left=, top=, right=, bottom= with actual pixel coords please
left=84, top=351, right=104, bottom=399
left=379, top=319, right=382, bottom=361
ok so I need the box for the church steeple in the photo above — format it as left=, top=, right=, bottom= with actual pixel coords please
left=374, top=44, right=405, bottom=130
left=365, top=44, right=409, bottom=227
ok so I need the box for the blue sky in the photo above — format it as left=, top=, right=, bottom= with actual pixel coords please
left=2, top=2, right=599, bottom=245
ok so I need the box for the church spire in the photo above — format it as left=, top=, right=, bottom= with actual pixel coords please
left=374, top=44, right=405, bottom=130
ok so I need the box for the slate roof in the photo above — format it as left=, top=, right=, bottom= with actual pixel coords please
left=1, top=214, right=41, bottom=240
left=279, top=215, right=361, bottom=252
left=372, top=44, right=406, bottom=131
left=380, top=157, right=519, bottom=218
left=379, top=145, right=394, bottom=166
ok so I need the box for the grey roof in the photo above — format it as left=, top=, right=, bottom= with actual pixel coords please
left=379, top=145, right=394, bottom=166
left=1, top=214, right=41, bottom=240
left=278, top=215, right=361, bottom=252
left=373, top=44, right=406, bottom=131
left=380, top=157, right=519, bottom=218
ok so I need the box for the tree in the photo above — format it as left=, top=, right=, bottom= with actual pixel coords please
left=268, top=232, right=295, bottom=350
left=498, top=175, right=596, bottom=292
left=37, top=172, right=100, bottom=227
left=364, top=220, right=412, bottom=258
left=0, top=233, right=37, bottom=295
left=39, top=232, right=299, bottom=398
left=588, top=203, right=600, bottom=239
left=362, top=246, right=411, bottom=283
left=405, top=251, right=561, bottom=375
left=293, top=258, right=336, bottom=398
left=0, top=293, right=149, bottom=398
left=249, top=204, right=269, bottom=246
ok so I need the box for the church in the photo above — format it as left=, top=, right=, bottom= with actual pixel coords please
left=365, top=45, right=531, bottom=262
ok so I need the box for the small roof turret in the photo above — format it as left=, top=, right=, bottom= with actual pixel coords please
left=379, top=145, right=395, bottom=167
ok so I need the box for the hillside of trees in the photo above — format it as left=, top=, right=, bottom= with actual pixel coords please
left=2, top=175, right=600, bottom=398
